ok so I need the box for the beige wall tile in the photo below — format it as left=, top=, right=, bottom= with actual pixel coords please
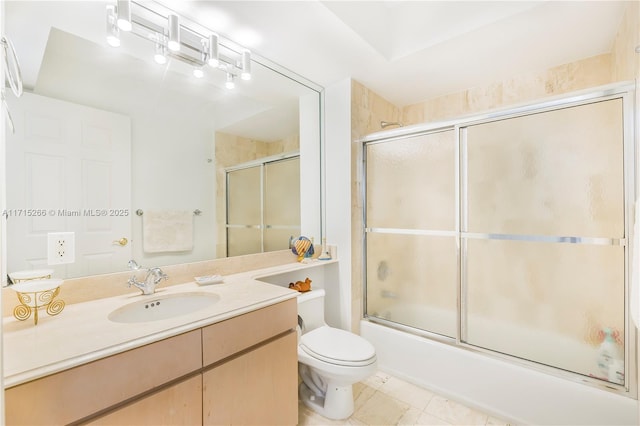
left=351, top=81, right=402, bottom=333
left=402, top=54, right=613, bottom=125
left=611, top=1, right=639, bottom=82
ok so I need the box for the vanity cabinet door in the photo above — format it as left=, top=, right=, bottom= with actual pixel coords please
left=86, top=375, right=202, bottom=425
left=202, top=298, right=297, bottom=366
left=4, top=330, right=201, bottom=425
left=202, top=331, right=298, bottom=425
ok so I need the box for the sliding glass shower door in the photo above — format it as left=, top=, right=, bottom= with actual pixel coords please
left=226, top=156, right=300, bottom=257
left=462, top=99, right=625, bottom=381
left=364, top=88, right=632, bottom=389
left=365, top=130, right=458, bottom=338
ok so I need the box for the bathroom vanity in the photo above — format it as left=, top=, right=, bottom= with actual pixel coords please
left=2, top=262, right=336, bottom=425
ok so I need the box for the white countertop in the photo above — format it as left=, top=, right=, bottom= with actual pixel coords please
left=3, top=261, right=333, bottom=388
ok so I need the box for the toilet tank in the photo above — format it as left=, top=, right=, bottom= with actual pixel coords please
left=297, top=288, right=326, bottom=332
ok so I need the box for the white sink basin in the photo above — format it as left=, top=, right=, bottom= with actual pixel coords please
left=108, top=292, right=220, bottom=323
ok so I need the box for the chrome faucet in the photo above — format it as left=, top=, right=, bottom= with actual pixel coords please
left=127, top=260, right=168, bottom=295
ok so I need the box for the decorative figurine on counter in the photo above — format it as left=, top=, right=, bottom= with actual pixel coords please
left=289, top=277, right=312, bottom=292
left=292, top=236, right=314, bottom=262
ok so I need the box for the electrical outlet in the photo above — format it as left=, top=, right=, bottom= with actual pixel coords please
left=47, top=232, right=75, bottom=265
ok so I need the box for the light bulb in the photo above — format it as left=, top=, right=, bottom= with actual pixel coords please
left=225, top=73, right=235, bottom=89
left=207, top=34, right=219, bottom=67
left=154, top=53, right=167, bottom=65
left=167, top=15, right=180, bottom=52
left=240, top=50, right=251, bottom=81
left=117, top=20, right=132, bottom=32
left=106, top=5, right=121, bottom=48
left=168, top=40, right=180, bottom=52
left=154, top=42, right=167, bottom=64
left=107, top=34, right=121, bottom=48
left=193, top=67, right=204, bottom=78
left=116, top=0, right=132, bottom=32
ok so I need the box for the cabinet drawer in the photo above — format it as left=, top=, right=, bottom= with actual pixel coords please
left=202, top=298, right=297, bottom=366
left=5, top=329, right=201, bottom=425
left=87, top=375, right=202, bottom=426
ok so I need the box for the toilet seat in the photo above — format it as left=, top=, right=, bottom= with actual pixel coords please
left=300, top=326, right=376, bottom=367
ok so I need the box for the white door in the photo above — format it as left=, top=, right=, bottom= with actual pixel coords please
left=5, top=92, right=131, bottom=279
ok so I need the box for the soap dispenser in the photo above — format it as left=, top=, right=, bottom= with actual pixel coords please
left=596, top=327, right=624, bottom=384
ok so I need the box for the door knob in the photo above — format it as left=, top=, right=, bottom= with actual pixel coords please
left=113, top=237, right=128, bottom=246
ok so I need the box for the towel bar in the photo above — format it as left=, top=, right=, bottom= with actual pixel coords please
left=136, top=209, right=202, bottom=216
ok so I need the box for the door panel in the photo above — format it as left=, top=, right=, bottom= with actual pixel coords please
left=6, top=92, right=131, bottom=278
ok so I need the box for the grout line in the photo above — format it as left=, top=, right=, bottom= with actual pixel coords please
left=299, top=373, right=498, bottom=426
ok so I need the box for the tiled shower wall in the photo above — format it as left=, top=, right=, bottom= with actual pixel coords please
left=351, top=2, right=640, bottom=332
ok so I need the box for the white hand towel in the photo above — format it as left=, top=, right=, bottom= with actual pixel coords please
left=143, top=209, right=194, bottom=253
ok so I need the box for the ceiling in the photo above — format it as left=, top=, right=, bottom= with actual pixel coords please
left=5, top=1, right=314, bottom=142
left=169, top=0, right=631, bottom=107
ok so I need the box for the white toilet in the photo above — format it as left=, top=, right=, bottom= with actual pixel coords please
left=296, top=288, right=377, bottom=420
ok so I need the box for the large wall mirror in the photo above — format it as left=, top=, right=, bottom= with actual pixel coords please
left=2, top=1, right=323, bottom=282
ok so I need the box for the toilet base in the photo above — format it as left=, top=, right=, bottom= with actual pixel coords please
left=299, top=381, right=354, bottom=420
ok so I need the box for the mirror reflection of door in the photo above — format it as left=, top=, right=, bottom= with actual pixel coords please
left=226, top=156, right=300, bottom=257
left=3, top=1, right=323, bottom=281
left=6, top=92, right=132, bottom=278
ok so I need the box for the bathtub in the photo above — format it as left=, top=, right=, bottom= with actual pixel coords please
left=361, top=312, right=638, bottom=425
left=372, top=302, right=604, bottom=378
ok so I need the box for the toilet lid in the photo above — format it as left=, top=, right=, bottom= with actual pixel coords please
left=300, top=326, right=376, bottom=365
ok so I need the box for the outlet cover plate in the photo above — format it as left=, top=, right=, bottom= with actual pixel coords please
left=47, top=231, right=75, bottom=265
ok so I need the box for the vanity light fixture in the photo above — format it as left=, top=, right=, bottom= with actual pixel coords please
left=106, top=5, right=121, bottom=48
left=116, top=0, right=132, bottom=32
left=207, top=34, right=220, bottom=67
left=167, top=14, right=180, bottom=52
left=105, top=1, right=253, bottom=86
left=240, top=50, right=251, bottom=81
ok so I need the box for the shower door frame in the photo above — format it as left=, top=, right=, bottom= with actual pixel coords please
left=225, top=152, right=301, bottom=256
left=362, top=82, right=637, bottom=397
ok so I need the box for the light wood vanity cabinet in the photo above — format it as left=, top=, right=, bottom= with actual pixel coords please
left=5, top=329, right=202, bottom=425
left=88, top=375, right=203, bottom=426
left=202, top=298, right=298, bottom=425
left=203, top=332, right=298, bottom=425
left=202, top=296, right=297, bottom=365
left=4, top=298, right=298, bottom=425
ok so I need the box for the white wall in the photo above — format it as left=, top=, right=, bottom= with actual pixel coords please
left=324, top=78, right=352, bottom=331
left=300, top=92, right=322, bottom=244
left=129, top=111, right=216, bottom=267
left=131, top=111, right=217, bottom=267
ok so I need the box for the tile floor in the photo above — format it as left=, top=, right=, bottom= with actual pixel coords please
left=298, top=371, right=511, bottom=426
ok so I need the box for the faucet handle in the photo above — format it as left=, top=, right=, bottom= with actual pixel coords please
left=149, top=267, right=168, bottom=283
left=126, top=276, right=137, bottom=287
left=128, top=259, right=141, bottom=270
